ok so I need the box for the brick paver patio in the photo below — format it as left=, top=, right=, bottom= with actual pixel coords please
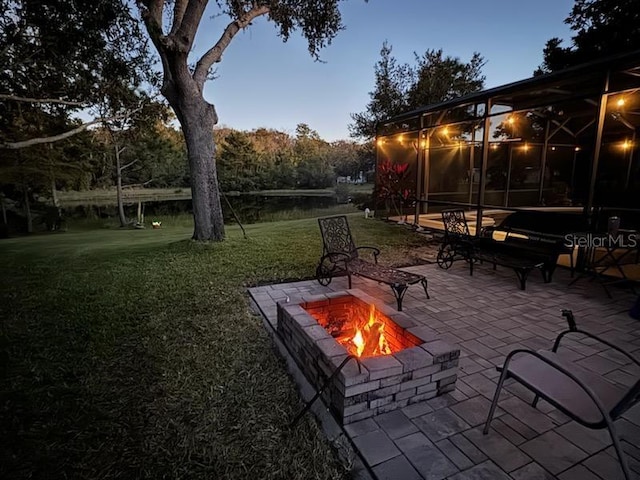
left=249, top=261, right=640, bottom=480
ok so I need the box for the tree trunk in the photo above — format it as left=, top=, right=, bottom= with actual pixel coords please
left=1, top=193, right=7, bottom=225
left=115, top=144, right=127, bottom=227
left=23, top=185, right=32, bottom=233
left=166, top=87, right=225, bottom=241
left=51, top=176, right=59, bottom=207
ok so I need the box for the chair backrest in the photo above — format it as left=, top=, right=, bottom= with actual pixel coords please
left=441, top=209, right=471, bottom=240
left=611, top=378, right=640, bottom=420
left=318, top=215, right=358, bottom=260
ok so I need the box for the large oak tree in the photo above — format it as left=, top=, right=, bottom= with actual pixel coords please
left=136, top=0, right=347, bottom=241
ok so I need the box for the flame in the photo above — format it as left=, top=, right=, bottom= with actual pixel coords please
left=353, top=329, right=365, bottom=357
left=351, top=304, right=392, bottom=357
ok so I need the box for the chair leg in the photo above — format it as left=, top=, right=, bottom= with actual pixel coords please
left=483, top=367, right=510, bottom=435
left=607, top=419, right=632, bottom=480
left=421, top=278, right=429, bottom=300
left=531, top=395, right=540, bottom=409
left=569, top=252, right=575, bottom=278
left=391, top=284, right=408, bottom=311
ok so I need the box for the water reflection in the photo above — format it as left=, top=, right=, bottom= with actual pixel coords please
left=68, top=194, right=341, bottom=224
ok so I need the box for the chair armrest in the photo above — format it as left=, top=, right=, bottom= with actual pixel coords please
left=552, top=310, right=640, bottom=366
left=480, top=226, right=496, bottom=239
left=552, top=330, right=640, bottom=366
left=354, top=246, right=380, bottom=262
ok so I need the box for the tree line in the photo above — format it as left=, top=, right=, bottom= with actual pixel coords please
left=216, top=124, right=373, bottom=192
left=0, top=111, right=374, bottom=231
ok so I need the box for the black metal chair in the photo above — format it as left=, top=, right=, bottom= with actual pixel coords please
left=316, top=215, right=380, bottom=285
left=436, top=209, right=477, bottom=269
left=484, top=310, right=640, bottom=480
left=316, top=215, right=428, bottom=311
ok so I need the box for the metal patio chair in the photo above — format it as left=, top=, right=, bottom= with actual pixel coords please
left=484, top=310, right=640, bottom=480
left=316, top=215, right=380, bottom=285
left=316, top=215, right=428, bottom=311
left=436, top=209, right=477, bottom=269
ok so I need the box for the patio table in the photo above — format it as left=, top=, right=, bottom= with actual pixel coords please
left=568, top=230, right=639, bottom=297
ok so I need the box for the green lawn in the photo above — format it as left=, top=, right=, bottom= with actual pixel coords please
left=0, top=214, right=427, bottom=479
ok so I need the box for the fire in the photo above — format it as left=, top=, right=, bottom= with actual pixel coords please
left=350, top=304, right=392, bottom=358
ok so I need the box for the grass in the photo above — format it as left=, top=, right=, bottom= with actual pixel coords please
left=0, top=213, right=428, bottom=479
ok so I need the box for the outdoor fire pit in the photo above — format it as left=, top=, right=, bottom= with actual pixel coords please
left=277, top=289, right=460, bottom=424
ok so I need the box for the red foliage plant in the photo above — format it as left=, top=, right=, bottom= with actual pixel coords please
left=375, top=159, right=414, bottom=216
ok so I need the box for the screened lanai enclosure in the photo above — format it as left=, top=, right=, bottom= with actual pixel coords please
left=375, top=50, right=640, bottom=229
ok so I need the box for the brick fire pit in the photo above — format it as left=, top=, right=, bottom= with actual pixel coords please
left=277, top=289, right=460, bottom=424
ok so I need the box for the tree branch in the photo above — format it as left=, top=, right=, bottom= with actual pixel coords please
left=138, top=1, right=173, bottom=87
left=174, top=0, right=208, bottom=52
left=139, top=0, right=164, bottom=33
left=193, top=4, right=270, bottom=87
left=0, top=94, right=86, bottom=107
left=1, top=115, right=123, bottom=150
left=121, top=159, right=139, bottom=171
left=169, top=0, right=189, bottom=36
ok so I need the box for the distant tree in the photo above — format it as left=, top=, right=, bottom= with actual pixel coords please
left=406, top=50, right=485, bottom=109
left=218, top=131, right=258, bottom=192
left=93, top=94, right=170, bottom=226
left=537, top=0, right=640, bottom=73
left=329, top=140, right=373, bottom=181
left=350, top=43, right=485, bottom=139
left=136, top=0, right=349, bottom=241
left=293, top=123, right=334, bottom=187
left=294, top=123, right=326, bottom=158
left=349, top=42, right=410, bottom=140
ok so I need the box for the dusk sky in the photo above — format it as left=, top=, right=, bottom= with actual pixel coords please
left=192, top=0, right=576, bottom=141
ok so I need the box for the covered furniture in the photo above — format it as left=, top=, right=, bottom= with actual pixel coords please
left=484, top=310, right=640, bottom=480
left=484, top=210, right=588, bottom=278
left=437, top=208, right=556, bottom=289
left=316, top=215, right=428, bottom=311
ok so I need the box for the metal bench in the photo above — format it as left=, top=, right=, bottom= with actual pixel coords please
left=472, top=250, right=546, bottom=290
left=437, top=209, right=554, bottom=290
left=316, top=215, right=429, bottom=311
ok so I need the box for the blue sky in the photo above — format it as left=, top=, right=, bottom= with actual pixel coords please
left=191, top=0, right=575, bottom=141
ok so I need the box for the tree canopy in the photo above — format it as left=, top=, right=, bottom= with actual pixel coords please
left=537, top=0, right=640, bottom=73
left=0, top=0, right=152, bottom=148
left=350, top=42, right=485, bottom=139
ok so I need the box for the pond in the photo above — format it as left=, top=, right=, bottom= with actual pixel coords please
left=64, top=193, right=354, bottom=224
